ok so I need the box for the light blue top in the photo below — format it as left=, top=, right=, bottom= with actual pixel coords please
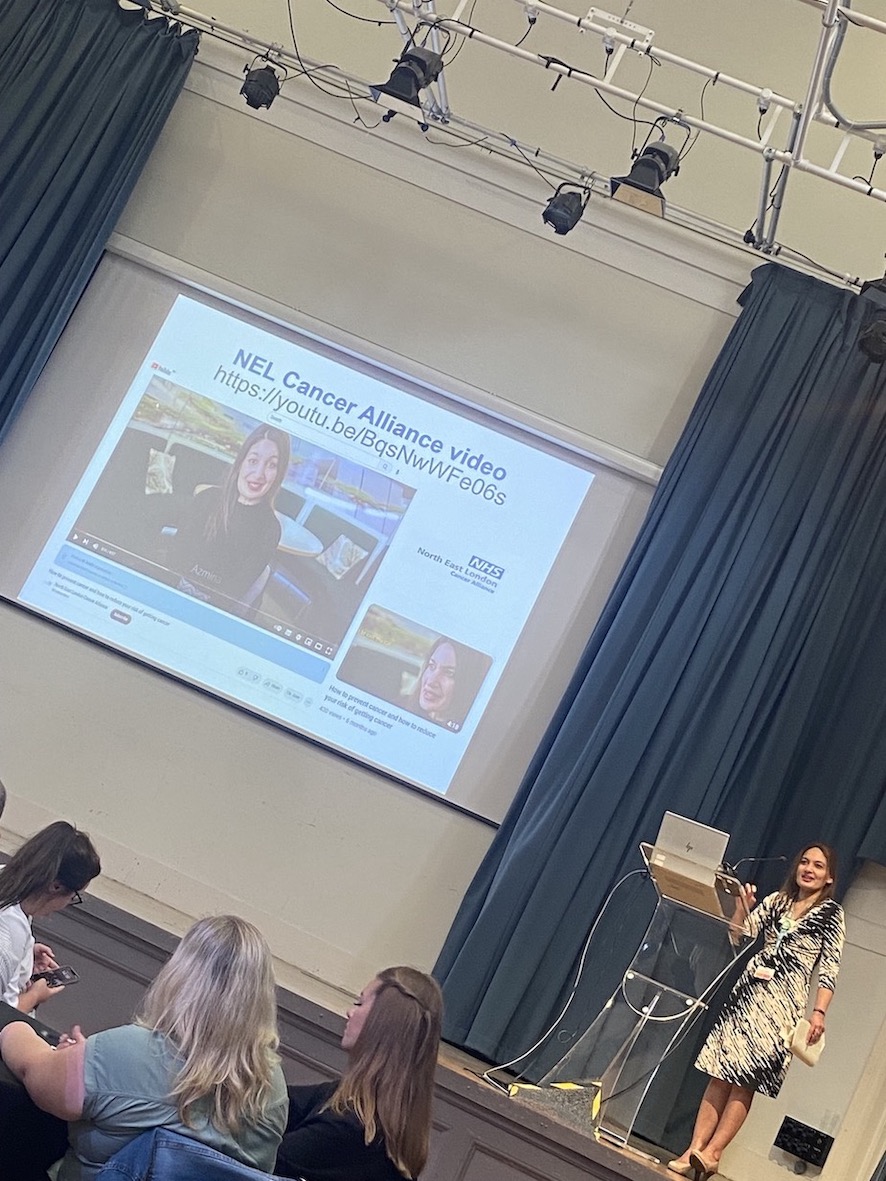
left=59, top=1024, right=288, bottom=1181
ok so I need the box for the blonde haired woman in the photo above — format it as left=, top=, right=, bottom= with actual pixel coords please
left=275, top=966, right=442, bottom=1181
left=0, top=915, right=288, bottom=1180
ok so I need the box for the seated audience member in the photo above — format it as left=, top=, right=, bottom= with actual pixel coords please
left=275, top=965, right=442, bottom=1181
left=0, top=915, right=288, bottom=1180
left=0, top=821, right=101, bottom=1013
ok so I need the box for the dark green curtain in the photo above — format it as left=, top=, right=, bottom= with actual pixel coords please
left=435, top=264, right=886, bottom=1076
left=0, top=0, right=198, bottom=442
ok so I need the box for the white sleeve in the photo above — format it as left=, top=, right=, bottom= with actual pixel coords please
left=0, top=908, right=35, bottom=1004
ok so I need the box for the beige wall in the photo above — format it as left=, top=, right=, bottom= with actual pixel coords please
left=3, top=32, right=886, bottom=1178
left=0, top=42, right=745, bottom=997
left=0, top=39, right=732, bottom=958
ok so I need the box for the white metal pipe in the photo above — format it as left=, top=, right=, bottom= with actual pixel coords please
left=762, top=109, right=802, bottom=248
left=424, top=0, right=452, bottom=118
left=829, top=133, right=852, bottom=172
left=795, top=155, right=886, bottom=200
left=755, top=151, right=776, bottom=248
left=790, top=0, right=841, bottom=166
left=504, top=0, right=798, bottom=111
left=794, top=0, right=886, bottom=37
left=158, top=0, right=886, bottom=234
left=383, top=1, right=794, bottom=160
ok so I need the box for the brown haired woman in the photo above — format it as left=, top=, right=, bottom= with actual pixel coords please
left=170, top=424, right=291, bottom=611
left=0, top=820, right=101, bottom=1013
left=275, top=966, right=443, bottom=1181
left=669, top=844, right=845, bottom=1181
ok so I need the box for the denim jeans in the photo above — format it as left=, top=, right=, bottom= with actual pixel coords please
left=96, top=1129, right=277, bottom=1180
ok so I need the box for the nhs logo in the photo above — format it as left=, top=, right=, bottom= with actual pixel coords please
left=469, top=555, right=504, bottom=579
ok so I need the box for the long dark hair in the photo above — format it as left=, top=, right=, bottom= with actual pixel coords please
left=206, top=425, right=291, bottom=540
left=407, top=636, right=489, bottom=725
left=0, top=821, right=101, bottom=910
left=328, top=967, right=442, bottom=1179
left=779, top=843, right=838, bottom=906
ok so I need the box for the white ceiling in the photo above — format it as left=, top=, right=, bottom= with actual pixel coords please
left=166, top=0, right=886, bottom=281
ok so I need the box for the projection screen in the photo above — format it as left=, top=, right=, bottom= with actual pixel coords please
left=0, top=254, right=653, bottom=821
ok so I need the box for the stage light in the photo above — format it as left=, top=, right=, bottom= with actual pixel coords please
left=610, top=141, right=680, bottom=217
left=858, top=317, right=886, bottom=362
left=240, top=61, right=284, bottom=110
left=542, top=183, right=590, bottom=235
left=859, top=267, right=886, bottom=361
left=371, top=46, right=444, bottom=106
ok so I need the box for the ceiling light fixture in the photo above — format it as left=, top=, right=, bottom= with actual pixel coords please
left=240, top=58, right=286, bottom=110
left=610, top=141, right=681, bottom=217
left=371, top=45, right=445, bottom=107
left=542, top=183, right=590, bottom=235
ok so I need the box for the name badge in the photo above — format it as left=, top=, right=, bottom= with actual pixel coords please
left=753, top=965, right=775, bottom=982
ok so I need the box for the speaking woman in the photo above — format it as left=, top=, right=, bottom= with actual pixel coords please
left=669, top=844, right=845, bottom=1181
left=0, top=914, right=288, bottom=1180
left=275, top=966, right=442, bottom=1181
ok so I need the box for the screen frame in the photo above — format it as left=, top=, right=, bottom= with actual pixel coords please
left=0, top=247, right=658, bottom=824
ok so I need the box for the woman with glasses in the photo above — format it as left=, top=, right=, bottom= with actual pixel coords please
left=0, top=820, right=100, bottom=1013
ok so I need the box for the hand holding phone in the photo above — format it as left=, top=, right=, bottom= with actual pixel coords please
left=31, top=966, right=80, bottom=988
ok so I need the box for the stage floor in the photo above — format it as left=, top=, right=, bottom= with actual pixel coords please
left=435, top=1041, right=702, bottom=1181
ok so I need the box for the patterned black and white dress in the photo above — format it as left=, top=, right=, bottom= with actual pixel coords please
left=695, top=893, right=845, bottom=1098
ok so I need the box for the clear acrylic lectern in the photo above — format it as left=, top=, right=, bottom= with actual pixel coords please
left=526, top=844, right=747, bottom=1151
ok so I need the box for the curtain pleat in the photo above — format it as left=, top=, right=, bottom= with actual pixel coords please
left=435, top=266, right=886, bottom=1088
left=0, top=0, right=198, bottom=441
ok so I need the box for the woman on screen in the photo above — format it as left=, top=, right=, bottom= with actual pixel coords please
left=169, top=424, right=291, bottom=611
left=403, top=637, right=488, bottom=728
left=275, top=965, right=442, bottom=1181
left=0, top=820, right=100, bottom=1013
left=0, top=915, right=288, bottom=1180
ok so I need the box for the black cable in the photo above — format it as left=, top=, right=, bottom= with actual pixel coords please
left=444, top=0, right=478, bottom=64
left=320, top=0, right=396, bottom=24
left=424, top=132, right=491, bottom=149
left=284, top=0, right=346, bottom=99
left=514, top=13, right=535, bottom=49
left=851, top=149, right=883, bottom=189
left=481, top=870, right=650, bottom=1089
left=506, top=136, right=564, bottom=192
left=680, top=73, right=715, bottom=162
left=628, top=54, right=659, bottom=157
left=568, top=52, right=659, bottom=155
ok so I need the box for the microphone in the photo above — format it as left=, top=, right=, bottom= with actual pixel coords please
left=725, top=855, right=788, bottom=876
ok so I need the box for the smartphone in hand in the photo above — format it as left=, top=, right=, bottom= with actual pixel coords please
left=31, top=966, right=80, bottom=987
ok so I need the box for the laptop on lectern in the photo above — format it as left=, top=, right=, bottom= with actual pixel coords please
left=645, top=813, right=732, bottom=915
left=655, top=812, right=729, bottom=874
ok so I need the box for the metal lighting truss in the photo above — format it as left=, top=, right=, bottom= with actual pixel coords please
left=152, top=0, right=886, bottom=282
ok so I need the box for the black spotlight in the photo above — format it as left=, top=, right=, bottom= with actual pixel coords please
left=542, top=183, right=590, bottom=235
left=859, top=268, right=886, bottom=361
left=240, top=62, right=283, bottom=110
left=858, top=317, right=886, bottom=362
left=611, top=141, right=680, bottom=216
left=371, top=46, right=444, bottom=106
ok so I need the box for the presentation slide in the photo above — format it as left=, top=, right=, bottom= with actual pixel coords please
left=17, top=296, right=594, bottom=796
